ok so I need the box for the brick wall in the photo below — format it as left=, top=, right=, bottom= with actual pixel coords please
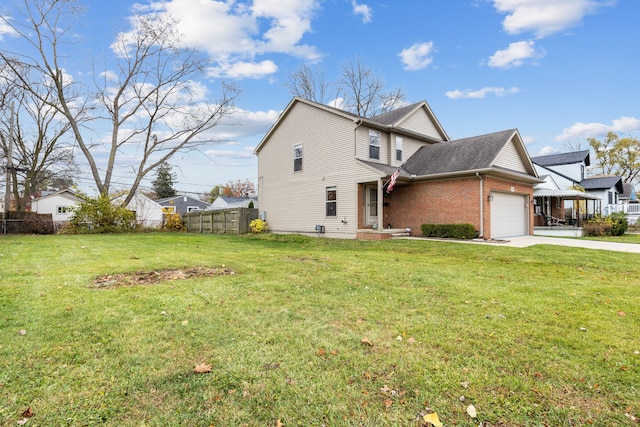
left=380, top=175, right=534, bottom=239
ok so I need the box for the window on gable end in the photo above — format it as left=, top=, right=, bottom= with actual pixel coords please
left=395, top=136, right=403, bottom=162
left=294, top=144, right=303, bottom=172
left=369, top=130, right=380, bottom=160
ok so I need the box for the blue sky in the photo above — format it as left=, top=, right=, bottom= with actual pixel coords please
left=2, top=0, right=639, bottom=196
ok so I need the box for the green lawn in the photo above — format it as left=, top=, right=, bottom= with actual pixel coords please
left=1, top=233, right=638, bottom=426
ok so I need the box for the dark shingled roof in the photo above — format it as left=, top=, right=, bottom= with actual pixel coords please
left=369, top=102, right=423, bottom=126
left=580, top=176, right=624, bottom=192
left=402, top=129, right=517, bottom=176
left=531, top=150, right=590, bottom=167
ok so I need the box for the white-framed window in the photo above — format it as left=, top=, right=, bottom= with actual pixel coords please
left=294, top=143, right=303, bottom=172
left=395, top=136, right=403, bottom=162
left=56, top=206, right=71, bottom=214
left=187, top=206, right=200, bottom=212
left=369, top=130, right=380, bottom=160
left=326, top=186, right=337, bottom=217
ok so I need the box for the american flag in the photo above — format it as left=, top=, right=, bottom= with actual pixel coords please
left=386, top=169, right=400, bottom=193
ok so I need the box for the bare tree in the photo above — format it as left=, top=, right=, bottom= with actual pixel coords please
left=0, top=57, right=77, bottom=211
left=339, top=59, right=405, bottom=118
left=286, top=58, right=405, bottom=118
left=285, top=64, right=333, bottom=104
left=1, top=0, right=239, bottom=205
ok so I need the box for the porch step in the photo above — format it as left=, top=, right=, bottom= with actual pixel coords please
left=357, top=228, right=410, bottom=240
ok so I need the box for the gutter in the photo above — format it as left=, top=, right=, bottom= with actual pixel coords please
left=477, top=172, right=484, bottom=238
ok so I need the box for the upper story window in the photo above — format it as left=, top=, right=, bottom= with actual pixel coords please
left=369, top=130, right=380, bottom=160
left=326, top=186, right=337, bottom=217
left=395, top=136, right=403, bottom=162
left=294, top=143, right=303, bottom=172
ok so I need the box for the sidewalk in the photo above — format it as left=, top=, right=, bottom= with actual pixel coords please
left=495, top=235, right=640, bottom=253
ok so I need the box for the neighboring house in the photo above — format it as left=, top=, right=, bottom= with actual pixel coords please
left=254, top=97, right=541, bottom=240
left=207, top=196, right=257, bottom=210
left=530, top=151, right=624, bottom=224
left=30, top=189, right=84, bottom=226
left=619, top=182, right=638, bottom=204
left=581, top=176, right=624, bottom=213
left=157, top=195, right=211, bottom=215
left=113, top=192, right=164, bottom=228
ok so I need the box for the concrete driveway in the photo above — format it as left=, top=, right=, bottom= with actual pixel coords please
left=495, top=235, right=640, bottom=253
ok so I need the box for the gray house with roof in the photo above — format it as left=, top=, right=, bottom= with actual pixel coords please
left=531, top=150, right=625, bottom=226
left=255, top=97, right=541, bottom=240
left=157, top=195, right=211, bottom=215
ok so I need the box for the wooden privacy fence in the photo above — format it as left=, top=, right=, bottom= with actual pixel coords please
left=183, top=208, right=258, bottom=234
left=1, top=212, right=55, bottom=234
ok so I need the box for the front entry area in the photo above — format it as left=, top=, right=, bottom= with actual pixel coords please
left=365, top=184, right=378, bottom=227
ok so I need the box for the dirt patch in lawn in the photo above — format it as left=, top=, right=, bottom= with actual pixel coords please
left=91, top=266, right=234, bottom=288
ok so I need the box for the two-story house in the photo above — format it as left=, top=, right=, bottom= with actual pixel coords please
left=531, top=150, right=623, bottom=226
left=255, top=97, right=540, bottom=240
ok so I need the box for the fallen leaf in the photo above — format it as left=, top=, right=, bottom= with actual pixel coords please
left=423, top=411, right=443, bottom=427
left=380, top=385, right=392, bottom=394
left=276, top=419, right=285, bottom=426
left=17, top=419, right=29, bottom=426
left=407, top=337, right=415, bottom=344
left=316, top=349, right=325, bottom=356
left=624, top=413, right=637, bottom=421
left=330, top=350, right=338, bottom=355
left=194, top=363, right=212, bottom=373
left=18, top=329, right=26, bottom=336
left=618, top=311, right=626, bottom=316
left=383, top=399, right=393, bottom=409
left=361, top=337, right=374, bottom=347
left=22, top=407, right=34, bottom=418
left=467, top=404, right=477, bottom=418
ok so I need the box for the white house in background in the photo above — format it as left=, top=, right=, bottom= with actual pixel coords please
left=207, top=196, right=257, bottom=210
left=30, top=189, right=84, bottom=226
left=113, top=192, right=164, bottom=228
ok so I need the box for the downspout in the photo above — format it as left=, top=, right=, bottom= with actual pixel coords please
left=477, top=172, right=484, bottom=238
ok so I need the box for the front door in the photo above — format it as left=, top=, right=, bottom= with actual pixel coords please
left=365, top=185, right=378, bottom=227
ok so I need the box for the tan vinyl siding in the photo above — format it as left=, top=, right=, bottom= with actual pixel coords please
left=389, top=134, right=435, bottom=167
left=494, top=139, right=527, bottom=173
left=258, top=102, right=380, bottom=238
left=397, top=108, right=444, bottom=139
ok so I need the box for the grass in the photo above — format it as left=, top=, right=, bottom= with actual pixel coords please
left=0, top=233, right=638, bottom=426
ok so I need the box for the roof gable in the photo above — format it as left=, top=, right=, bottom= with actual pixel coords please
left=580, top=176, right=624, bottom=192
left=255, top=97, right=449, bottom=154
left=33, top=189, right=84, bottom=203
left=531, top=150, right=590, bottom=167
left=402, top=129, right=536, bottom=177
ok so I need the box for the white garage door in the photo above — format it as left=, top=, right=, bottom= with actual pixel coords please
left=490, top=192, right=528, bottom=239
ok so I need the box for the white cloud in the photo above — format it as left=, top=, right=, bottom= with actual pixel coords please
left=352, top=1, right=372, bottom=23
left=538, top=145, right=559, bottom=155
left=124, top=0, right=321, bottom=79
left=399, top=42, right=435, bottom=71
left=555, top=116, right=640, bottom=141
left=445, top=86, right=520, bottom=99
left=0, top=16, right=18, bottom=40
left=488, top=40, right=545, bottom=69
left=208, top=60, right=278, bottom=79
left=492, top=0, right=614, bottom=38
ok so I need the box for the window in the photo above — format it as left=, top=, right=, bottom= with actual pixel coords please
left=294, top=144, right=303, bottom=171
left=56, top=206, right=71, bottom=214
left=369, top=130, right=380, bottom=160
left=187, top=206, right=200, bottom=212
left=326, top=186, right=337, bottom=217
left=162, top=206, right=176, bottom=214
left=395, top=136, right=403, bottom=161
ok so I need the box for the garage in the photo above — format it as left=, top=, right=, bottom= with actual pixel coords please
left=490, top=192, right=528, bottom=239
